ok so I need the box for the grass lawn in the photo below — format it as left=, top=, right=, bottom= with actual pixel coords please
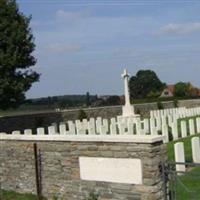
left=174, top=166, right=200, bottom=200
left=167, top=134, right=200, bottom=199
left=167, top=133, right=200, bottom=162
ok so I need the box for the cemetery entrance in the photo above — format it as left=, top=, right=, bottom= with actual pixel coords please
left=162, top=161, right=200, bottom=200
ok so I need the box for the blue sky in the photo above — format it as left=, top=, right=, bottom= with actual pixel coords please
left=17, top=0, right=200, bottom=98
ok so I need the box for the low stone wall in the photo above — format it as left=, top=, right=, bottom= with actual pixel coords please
left=0, top=106, right=122, bottom=133
left=179, top=99, right=200, bottom=108
left=0, top=135, right=166, bottom=200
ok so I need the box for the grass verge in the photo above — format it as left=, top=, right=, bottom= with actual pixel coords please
left=0, top=190, right=40, bottom=200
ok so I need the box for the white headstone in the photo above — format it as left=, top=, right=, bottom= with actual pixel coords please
left=48, top=126, right=56, bottom=135
left=191, top=137, right=200, bottom=163
left=68, top=121, right=76, bottom=135
left=59, top=123, right=66, bottom=135
left=162, top=124, right=169, bottom=143
left=37, top=127, right=45, bottom=135
left=189, top=119, right=195, bottom=135
left=180, top=121, right=187, bottom=138
left=24, top=129, right=32, bottom=135
left=174, top=142, right=186, bottom=174
left=99, top=125, right=107, bottom=135
left=12, top=130, right=20, bottom=135
left=110, top=123, right=117, bottom=135
left=196, top=118, right=200, bottom=133
left=171, top=122, right=178, bottom=140
left=143, top=118, right=149, bottom=134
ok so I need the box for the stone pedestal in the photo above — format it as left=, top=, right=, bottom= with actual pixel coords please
left=122, top=104, right=139, bottom=118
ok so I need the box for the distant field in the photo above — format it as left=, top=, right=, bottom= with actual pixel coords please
left=0, top=108, right=56, bottom=117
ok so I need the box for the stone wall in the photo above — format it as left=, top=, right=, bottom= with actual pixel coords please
left=0, top=99, right=199, bottom=133
left=179, top=99, right=200, bottom=108
left=0, top=136, right=167, bottom=200
left=0, top=106, right=122, bottom=133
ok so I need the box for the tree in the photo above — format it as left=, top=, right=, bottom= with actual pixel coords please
left=129, top=70, right=165, bottom=99
left=0, top=0, right=39, bottom=110
left=77, top=109, right=87, bottom=121
left=85, top=92, right=90, bottom=107
left=105, top=95, right=120, bottom=106
left=174, top=82, right=189, bottom=97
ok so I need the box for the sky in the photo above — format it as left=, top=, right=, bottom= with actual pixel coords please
left=16, top=0, right=200, bottom=98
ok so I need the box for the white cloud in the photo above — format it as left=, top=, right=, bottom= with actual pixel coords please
left=156, top=22, right=200, bottom=35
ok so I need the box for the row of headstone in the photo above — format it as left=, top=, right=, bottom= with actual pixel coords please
left=149, top=107, right=200, bottom=142
left=150, top=107, right=200, bottom=118
left=2, top=107, right=200, bottom=140
left=174, top=136, right=200, bottom=174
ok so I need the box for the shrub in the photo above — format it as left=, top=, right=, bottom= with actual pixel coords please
left=157, top=101, right=164, bottom=110
left=173, top=99, right=178, bottom=108
left=86, top=192, right=99, bottom=200
left=77, top=109, right=87, bottom=121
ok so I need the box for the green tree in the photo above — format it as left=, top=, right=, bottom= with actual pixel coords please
left=0, top=0, right=39, bottom=110
left=105, top=95, right=120, bottom=105
left=85, top=91, right=90, bottom=107
left=129, top=70, right=165, bottom=99
left=77, top=109, right=87, bottom=121
left=157, top=101, right=164, bottom=110
left=174, top=82, right=189, bottom=97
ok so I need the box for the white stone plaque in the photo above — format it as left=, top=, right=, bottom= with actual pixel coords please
left=79, top=157, right=142, bottom=184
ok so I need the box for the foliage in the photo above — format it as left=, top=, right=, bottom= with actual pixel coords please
left=146, top=90, right=161, bottom=98
left=173, top=99, right=178, bottom=108
left=85, top=92, right=91, bottom=107
left=58, top=99, right=69, bottom=109
left=129, top=70, right=165, bottom=99
left=135, top=108, right=141, bottom=115
left=0, top=0, right=40, bottom=110
left=157, top=101, right=164, bottom=110
left=0, top=189, right=46, bottom=200
left=77, top=109, right=87, bottom=120
left=105, top=95, right=121, bottom=105
left=174, top=82, right=199, bottom=98
left=86, top=192, right=99, bottom=200
left=174, top=82, right=189, bottom=97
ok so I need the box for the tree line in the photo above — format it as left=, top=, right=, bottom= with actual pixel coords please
left=129, top=70, right=200, bottom=99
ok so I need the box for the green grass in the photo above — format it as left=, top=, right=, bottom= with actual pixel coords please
left=174, top=167, right=200, bottom=200
left=0, top=190, right=41, bottom=200
left=167, top=133, right=200, bottom=162
left=167, top=134, right=200, bottom=199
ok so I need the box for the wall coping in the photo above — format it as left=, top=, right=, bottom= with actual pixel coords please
left=0, top=134, right=165, bottom=143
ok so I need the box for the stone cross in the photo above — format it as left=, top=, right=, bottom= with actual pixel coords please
left=121, top=69, right=137, bottom=117
left=121, top=69, right=131, bottom=106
